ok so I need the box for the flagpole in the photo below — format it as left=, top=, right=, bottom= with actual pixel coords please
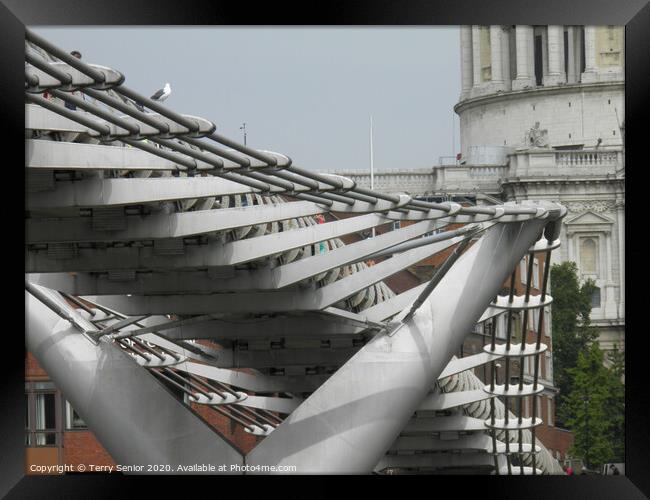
left=370, top=115, right=375, bottom=238
left=452, top=110, right=456, bottom=164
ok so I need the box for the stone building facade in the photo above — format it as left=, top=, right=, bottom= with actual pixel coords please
left=456, top=24, right=625, bottom=356
left=335, top=24, right=625, bottom=358
left=457, top=25, right=624, bottom=156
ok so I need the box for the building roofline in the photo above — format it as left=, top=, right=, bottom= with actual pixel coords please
left=454, top=81, right=624, bottom=114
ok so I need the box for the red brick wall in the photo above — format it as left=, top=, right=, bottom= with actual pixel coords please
left=536, top=425, right=574, bottom=462
left=63, top=431, right=116, bottom=468
left=190, top=403, right=261, bottom=455
left=398, top=219, right=466, bottom=268
left=189, top=343, right=266, bottom=454
left=382, top=271, right=421, bottom=295
left=27, top=352, right=262, bottom=468
left=26, top=352, right=48, bottom=380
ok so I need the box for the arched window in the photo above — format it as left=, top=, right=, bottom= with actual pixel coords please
left=580, top=237, right=598, bottom=274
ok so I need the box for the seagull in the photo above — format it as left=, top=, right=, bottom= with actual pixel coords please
left=150, top=82, right=172, bottom=102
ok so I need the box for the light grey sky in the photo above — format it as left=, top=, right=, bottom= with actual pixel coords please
left=34, top=27, right=461, bottom=171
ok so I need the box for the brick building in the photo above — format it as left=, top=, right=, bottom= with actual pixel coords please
left=25, top=349, right=265, bottom=474
left=25, top=352, right=115, bottom=473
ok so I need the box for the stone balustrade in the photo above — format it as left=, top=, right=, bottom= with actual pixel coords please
left=555, top=150, right=620, bottom=167
left=330, top=148, right=623, bottom=198
left=508, top=148, right=623, bottom=178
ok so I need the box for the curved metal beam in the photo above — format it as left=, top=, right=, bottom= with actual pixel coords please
left=25, top=289, right=243, bottom=473
left=246, top=216, right=547, bottom=473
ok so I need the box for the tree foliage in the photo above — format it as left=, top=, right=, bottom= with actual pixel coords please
left=550, top=262, right=598, bottom=405
left=605, top=344, right=625, bottom=462
left=561, top=343, right=625, bottom=468
left=550, top=261, right=624, bottom=468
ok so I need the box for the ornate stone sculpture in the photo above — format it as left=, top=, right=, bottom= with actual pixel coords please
left=565, top=200, right=617, bottom=214
left=525, top=122, right=550, bottom=148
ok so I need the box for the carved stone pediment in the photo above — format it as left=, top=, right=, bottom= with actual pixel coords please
left=564, top=210, right=615, bottom=225
left=564, top=210, right=615, bottom=235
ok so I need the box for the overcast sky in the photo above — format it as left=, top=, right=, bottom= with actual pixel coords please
left=34, top=27, right=461, bottom=172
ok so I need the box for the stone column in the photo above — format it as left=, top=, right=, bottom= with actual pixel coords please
left=528, top=27, right=536, bottom=82
left=460, top=26, right=473, bottom=100
left=605, top=231, right=613, bottom=282
left=575, top=27, right=583, bottom=77
left=582, top=25, right=598, bottom=82
left=544, top=25, right=566, bottom=86
left=512, top=25, right=534, bottom=90
left=502, top=26, right=512, bottom=90
left=604, top=230, right=618, bottom=318
left=566, top=230, right=574, bottom=263
left=489, top=25, right=505, bottom=91
left=566, top=26, right=576, bottom=84
left=616, top=198, right=624, bottom=318
left=472, top=25, right=482, bottom=92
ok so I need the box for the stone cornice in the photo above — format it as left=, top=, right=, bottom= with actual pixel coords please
left=454, top=81, right=624, bottom=114
left=501, top=176, right=625, bottom=187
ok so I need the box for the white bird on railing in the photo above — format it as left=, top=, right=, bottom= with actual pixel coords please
left=150, top=82, right=172, bottom=102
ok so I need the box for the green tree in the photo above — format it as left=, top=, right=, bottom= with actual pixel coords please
left=605, top=345, right=625, bottom=462
left=550, top=262, right=598, bottom=412
left=562, top=343, right=624, bottom=469
left=607, top=344, right=625, bottom=379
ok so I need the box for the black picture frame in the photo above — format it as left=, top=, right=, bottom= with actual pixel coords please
left=5, top=1, right=648, bottom=498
